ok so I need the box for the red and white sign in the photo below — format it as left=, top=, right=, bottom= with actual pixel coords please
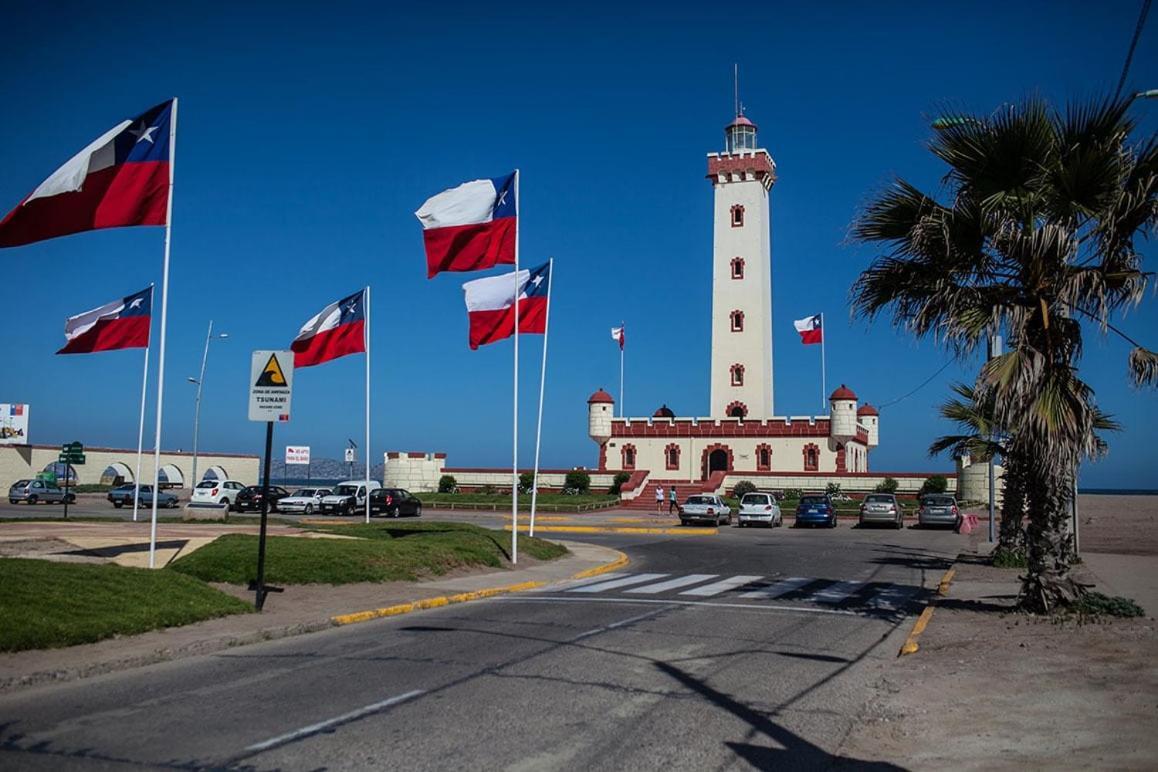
left=285, top=445, right=310, bottom=465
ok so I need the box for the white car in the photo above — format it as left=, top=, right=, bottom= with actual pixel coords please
left=737, top=492, right=783, bottom=527
left=277, top=487, right=332, bottom=515
left=319, top=480, right=382, bottom=515
left=679, top=494, right=732, bottom=526
left=191, top=479, right=247, bottom=510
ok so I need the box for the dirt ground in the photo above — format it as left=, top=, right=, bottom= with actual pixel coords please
left=839, top=494, right=1158, bottom=769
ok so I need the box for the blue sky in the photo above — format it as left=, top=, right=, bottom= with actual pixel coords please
left=1, top=2, right=1155, bottom=488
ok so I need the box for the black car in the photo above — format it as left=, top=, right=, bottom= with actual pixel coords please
left=369, top=488, right=422, bottom=518
left=234, top=485, right=290, bottom=513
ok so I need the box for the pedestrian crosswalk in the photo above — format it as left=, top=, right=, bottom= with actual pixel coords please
left=536, top=572, right=925, bottom=612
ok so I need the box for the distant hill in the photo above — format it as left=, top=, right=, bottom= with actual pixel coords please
left=269, top=457, right=384, bottom=482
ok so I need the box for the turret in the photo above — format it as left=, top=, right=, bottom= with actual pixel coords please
left=857, top=403, right=880, bottom=447
left=829, top=384, right=858, bottom=444
left=587, top=388, right=614, bottom=445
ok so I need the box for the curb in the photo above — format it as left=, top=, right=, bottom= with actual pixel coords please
left=505, top=525, right=717, bottom=536
left=331, top=548, right=632, bottom=627
left=899, top=565, right=958, bottom=656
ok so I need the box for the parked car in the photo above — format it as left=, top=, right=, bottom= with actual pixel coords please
left=918, top=494, right=961, bottom=528
left=234, top=485, right=290, bottom=513
left=737, top=491, right=782, bottom=528
left=794, top=494, right=837, bottom=528
left=680, top=494, right=732, bottom=526
left=8, top=479, right=75, bottom=505
left=191, top=479, right=247, bottom=510
left=369, top=488, right=423, bottom=518
left=107, top=484, right=178, bottom=509
left=859, top=493, right=904, bottom=529
left=276, top=488, right=332, bottom=515
left=319, top=480, right=382, bottom=515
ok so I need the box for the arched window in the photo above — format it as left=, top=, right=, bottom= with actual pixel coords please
left=621, top=444, right=637, bottom=470
left=755, top=443, right=772, bottom=472
left=730, top=363, right=745, bottom=386
left=665, top=443, right=680, bottom=471
left=726, top=401, right=748, bottom=419
left=730, top=310, right=744, bottom=332
left=731, top=257, right=745, bottom=279
left=731, top=204, right=745, bottom=227
left=803, top=443, right=820, bottom=472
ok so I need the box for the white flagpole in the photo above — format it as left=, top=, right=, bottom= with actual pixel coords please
left=132, top=286, right=153, bottom=523
left=619, top=321, right=625, bottom=418
left=149, top=98, right=177, bottom=569
left=511, top=169, right=520, bottom=564
left=820, top=312, right=827, bottom=413
left=529, top=258, right=553, bottom=538
left=364, top=285, right=371, bottom=524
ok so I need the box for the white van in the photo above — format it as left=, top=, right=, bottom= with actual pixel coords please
left=319, top=480, right=382, bottom=515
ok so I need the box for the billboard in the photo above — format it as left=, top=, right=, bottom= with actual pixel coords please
left=0, top=404, right=29, bottom=445
left=285, top=445, right=310, bottom=465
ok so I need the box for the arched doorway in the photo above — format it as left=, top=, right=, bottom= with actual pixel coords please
left=158, top=464, right=185, bottom=489
left=202, top=465, right=227, bottom=482
left=700, top=444, right=732, bottom=479
left=100, top=463, right=133, bottom=486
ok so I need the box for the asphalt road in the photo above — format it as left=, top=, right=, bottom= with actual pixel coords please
left=0, top=523, right=960, bottom=770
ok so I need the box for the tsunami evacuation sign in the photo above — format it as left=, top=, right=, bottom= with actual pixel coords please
left=249, top=350, right=294, bottom=422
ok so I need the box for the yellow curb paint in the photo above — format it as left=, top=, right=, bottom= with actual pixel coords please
left=899, top=565, right=958, bottom=656
left=505, top=525, right=716, bottom=536
left=331, top=580, right=545, bottom=626
left=570, top=550, right=629, bottom=579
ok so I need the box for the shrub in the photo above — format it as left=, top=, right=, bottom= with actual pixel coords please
left=918, top=475, right=949, bottom=497
left=564, top=469, right=591, bottom=494
left=518, top=472, right=535, bottom=494
left=992, top=547, right=1027, bottom=569
left=782, top=487, right=803, bottom=500
left=437, top=475, right=457, bottom=494
left=825, top=482, right=843, bottom=497
left=875, top=477, right=899, bottom=494
left=480, top=484, right=497, bottom=496
left=610, top=471, right=631, bottom=495
left=1072, top=591, right=1145, bottom=618
left=732, top=480, right=757, bottom=498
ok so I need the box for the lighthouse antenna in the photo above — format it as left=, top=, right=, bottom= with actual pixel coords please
left=733, top=63, right=740, bottom=116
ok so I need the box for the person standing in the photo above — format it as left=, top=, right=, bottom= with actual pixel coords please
left=669, top=486, right=679, bottom=515
left=655, top=485, right=664, bottom=514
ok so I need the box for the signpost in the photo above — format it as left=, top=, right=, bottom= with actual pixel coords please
left=345, top=445, right=356, bottom=479
left=285, top=445, right=310, bottom=484
left=248, top=351, right=294, bottom=611
left=58, top=441, right=84, bottom=520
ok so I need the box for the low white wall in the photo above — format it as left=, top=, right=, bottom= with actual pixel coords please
left=0, top=445, right=259, bottom=488
left=718, top=471, right=959, bottom=495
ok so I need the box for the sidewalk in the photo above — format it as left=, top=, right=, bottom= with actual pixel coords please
left=0, top=539, right=624, bottom=695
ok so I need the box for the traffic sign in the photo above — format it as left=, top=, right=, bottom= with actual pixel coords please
left=249, top=351, right=294, bottom=422
left=345, top=447, right=356, bottom=463
left=58, top=453, right=86, bottom=464
left=285, top=445, right=310, bottom=465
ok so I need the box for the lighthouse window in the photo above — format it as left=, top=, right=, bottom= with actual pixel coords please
left=731, top=257, right=744, bottom=279
left=730, top=364, right=744, bottom=386
left=730, top=310, right=744, bottom=332
left=731, top=205, right=744, bottom=227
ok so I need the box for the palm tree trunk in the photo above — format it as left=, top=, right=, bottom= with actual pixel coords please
left=997, top=448, right=1026, bottom=554
left=1021, top=451, right=1084, bottom=612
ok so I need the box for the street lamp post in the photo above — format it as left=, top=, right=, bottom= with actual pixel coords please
left=189, top=321, right=228, bottom=487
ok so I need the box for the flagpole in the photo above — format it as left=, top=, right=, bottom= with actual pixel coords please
left=511, top=169, right=520, bottom=564
left=364, top=284, right=371, bottom=524
left=149, top=98, right=177, bottom=569
left=132, top=287, right=153, bottom=523
left=820, top=312, right=827, bottom=413
left=619, top=320, right=625, bottom=418
left=529, top=258, right=553, bottom=538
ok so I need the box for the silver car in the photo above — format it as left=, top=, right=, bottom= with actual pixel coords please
left=737, top=492, right=782, bottom=527
left=918, top=494, right=960, bottom=528
left=859, top=493, right=904, bottom=528
left=680, top=494, right=732, bottom=526
left=277, top=488, right=332, bottom=515
left=9, top=479, right=75, bottom=505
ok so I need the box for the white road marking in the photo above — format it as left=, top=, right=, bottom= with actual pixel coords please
left=244, top=689, right=425, bottom=753
left=569, top=573, right=669, bottom=593
left=811, top=581, right=863, bottom=604
left=678, top=575, right=763, bottom=596
left=497, top=595, right=860, bottom=616
left=738, top=577, right=813, bottom=599
left=625, top=574, right=719, bottom=594
left=572, top=606, right=673, bottom=640
left=543, top=572, right=629, bottom=591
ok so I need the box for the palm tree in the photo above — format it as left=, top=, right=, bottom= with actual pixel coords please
left=852, top=96, right=1155, bottom=612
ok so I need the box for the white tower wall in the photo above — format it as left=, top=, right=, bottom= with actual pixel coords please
left=830, top=398, right=858, bottom=442
left=588, top=400, right=613, bottom=444
left=862, top=415, right=879, bottom=447
left=709, top=147, right=775, bottom=419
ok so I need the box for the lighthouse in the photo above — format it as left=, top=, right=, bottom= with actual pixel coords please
left=707, top=108, right=776, bottom=419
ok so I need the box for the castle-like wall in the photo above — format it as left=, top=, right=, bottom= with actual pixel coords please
left=0, top=445, right=259, bottom=489
left=956, top=455, right=1005, bottom=505
left=718, top=471, right=957, bottom=495
left=383, top=451, right=616, bottom=493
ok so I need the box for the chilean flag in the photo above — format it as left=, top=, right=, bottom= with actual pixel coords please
left=415, top=172, right=517, bottom=278
left=57, top=286, right=152, bottom=355
left=0, top=101, right=173, bottom=248
left=794, top=314, right=823, bottom=345
left=463, top=262, right=549, bottom=350
left=292, top=289, right=367, bottom=367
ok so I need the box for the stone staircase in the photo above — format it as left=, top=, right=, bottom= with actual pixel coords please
left=622, top=476, right=724, bottom=511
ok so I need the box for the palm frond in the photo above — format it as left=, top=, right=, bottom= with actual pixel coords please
left=1129, top=346, right=1158, bottom=387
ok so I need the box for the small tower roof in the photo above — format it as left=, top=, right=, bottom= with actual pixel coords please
left=587, top=388, right=615, bottom=404
left=857, top=403, right=879, bottom=417
left=728, top=114, right=757, bottom=130
left=653, top=404, right=675, bottom=418
left=830, top=384, right=858, bottom=401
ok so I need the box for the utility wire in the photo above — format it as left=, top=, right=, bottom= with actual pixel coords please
left=1116, top=0, right=1152, bottom=100
left=877, top=359, right=955, bottom=410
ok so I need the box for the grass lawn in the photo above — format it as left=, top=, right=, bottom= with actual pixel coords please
left=417, top=492, right=618, bottom=511
left=0, top=558, right=252, bottom=653
left=169, top=521, right=568, bottom=585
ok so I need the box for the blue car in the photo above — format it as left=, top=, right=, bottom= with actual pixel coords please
left=795, top=494, right=837, bottom=528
